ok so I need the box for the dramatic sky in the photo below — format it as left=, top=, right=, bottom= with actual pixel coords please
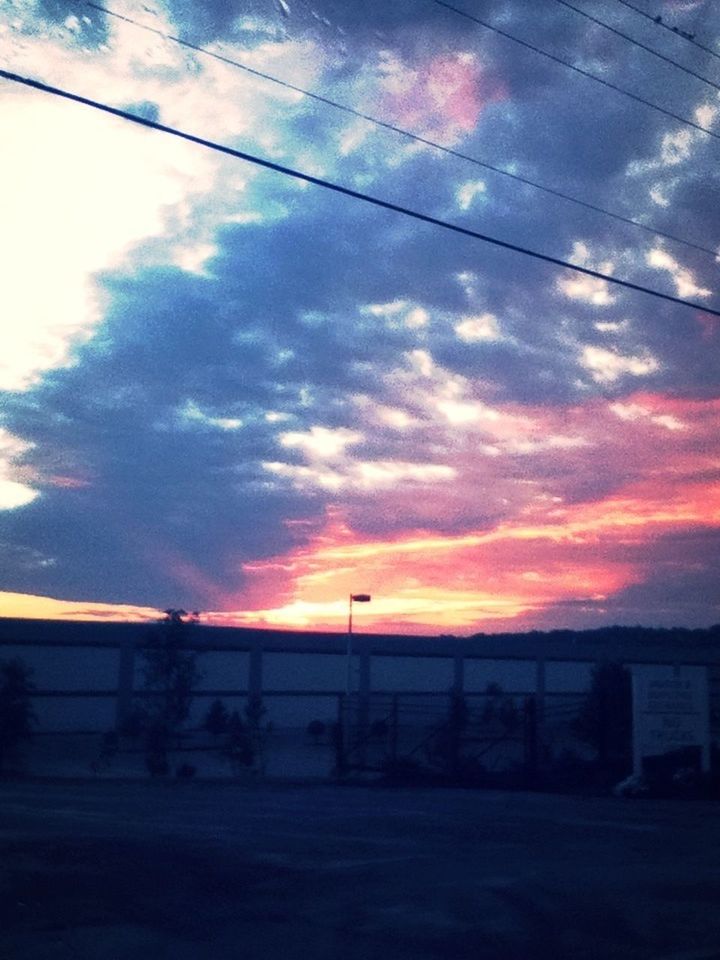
left=0, top=0, right=719, bottom=633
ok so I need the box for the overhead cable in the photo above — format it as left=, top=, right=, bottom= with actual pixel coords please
left=553, top=0, right=720, bottom=93
left=611, top=0, right=720, bottom=66
left=2, top=68, right=718, bottom=319
left=433, top=0, right=720, bottom=143
left=84, top=1, right=719, bottom=260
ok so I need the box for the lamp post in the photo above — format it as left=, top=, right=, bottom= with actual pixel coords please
left=346, top=593, right=371, bottom=696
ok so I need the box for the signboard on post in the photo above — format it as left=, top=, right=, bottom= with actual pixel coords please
left=630, top=664, right=710, bottom=777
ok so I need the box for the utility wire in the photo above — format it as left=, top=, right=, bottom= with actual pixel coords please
left=553, top=0, right=720, bottom=93
left=83, top=1, right=719, bottom=261
left=433, top=0, right=720, bottom=142
left=2, top=68, right=719, bottom=319
left=611, top=0, right=720, bottom=66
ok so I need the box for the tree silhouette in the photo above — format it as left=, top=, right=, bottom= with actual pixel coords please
left=574, top=661, right=632, bottom=767
left=138, top=609, right=202, bottom=774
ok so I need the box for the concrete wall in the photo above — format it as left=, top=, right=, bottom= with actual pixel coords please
left=1, top=618, right=717, bottom=735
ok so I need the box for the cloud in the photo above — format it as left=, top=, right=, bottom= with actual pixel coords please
left=1, top=0, right=719, bottom=632
left=580, top=346, right=660, bottom=383
left=454, top=313, right=503, bottom=342
left=278, top=425, right=363, bottom=459
left=609, top=402, right=685, bottom=432
left=0, top=429, right=39, bottom=510
left=645, top=248, right=712, bottom=300
left=456, top=179, right=487, bottom=211
left=556, top=242, right=616, bottom=306
left=0, top=2, right=327, bottom=391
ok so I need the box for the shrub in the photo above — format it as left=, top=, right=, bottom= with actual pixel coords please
left=224, top=710, right=255, bottom=773
left=203, top=699, right=229, bottom=737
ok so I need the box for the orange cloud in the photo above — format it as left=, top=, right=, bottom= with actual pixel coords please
left=3, top=391, right=717, bottom=634
left=0, top=590, right=160, bottom=623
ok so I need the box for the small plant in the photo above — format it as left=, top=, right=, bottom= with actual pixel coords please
left=224, top=710, right=255, bottom=773
left=0, top=658, right=36, bottom=775
left=203, top=699, right=229, bottom=737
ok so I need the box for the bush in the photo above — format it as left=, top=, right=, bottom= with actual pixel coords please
left=224, top=710, right=255, bottom=773
left=203, top=699, right=229, bottom=737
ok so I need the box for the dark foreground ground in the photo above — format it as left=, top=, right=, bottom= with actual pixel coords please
left=2, top=780, right=720, bottom=960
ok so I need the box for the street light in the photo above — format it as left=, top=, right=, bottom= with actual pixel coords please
left=346, top=593, right=371, bottom=695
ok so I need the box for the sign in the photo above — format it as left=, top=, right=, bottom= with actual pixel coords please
left=630, top=664, right=710, bottom=776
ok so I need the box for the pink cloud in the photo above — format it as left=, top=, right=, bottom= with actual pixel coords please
left=381, top=53, right=505, bottom=145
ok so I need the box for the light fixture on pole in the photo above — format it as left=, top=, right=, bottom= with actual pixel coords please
left=346, top=593, right=371, bottom=696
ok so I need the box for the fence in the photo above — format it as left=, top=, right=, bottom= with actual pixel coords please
left=1, top=617, right=718, bottom=780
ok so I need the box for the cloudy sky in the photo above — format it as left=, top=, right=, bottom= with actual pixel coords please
left=0, top=0, right=718, bottom=634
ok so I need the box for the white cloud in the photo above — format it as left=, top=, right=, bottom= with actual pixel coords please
left=405, top=307, right=430, bottom=328
left=660, top=129, right=694, bottom=166
left=646, top=248, right=712, bottom=299
left=558, top=275, right=615, bottom=306
left=338, top=119, right=373, bottom=156
left=0, top=9, right=323, bottom=391
left=456, top=180, right=486, bottom=211
left=649, top=184, right=671, bottom=208
left=594, top=320, right=627, bottom=333
left=279, top=426, right=363, bottom=460
left=504, top=435, right=589, bottom=454
left=263, top=459, right=455, bottom=492
left=581, top=346, right=660, bottom=383
left=177, top=400, right=243, bottom=431
left=695, top=103, right=718, bottom=129
left=556, top=242, right=616, bottom=305
left=455, top=313, right=502, bottom=342
left=172, top=242, right=218, bottom=275
left=0, top=91, right=215, bottom=390
left=363, top=300, right=429, bottom=329
left=409, top=349, right=435, bottom=377
left=0, top=428, right=39, bottom=510
left=609, top=403, right=685, bottom=431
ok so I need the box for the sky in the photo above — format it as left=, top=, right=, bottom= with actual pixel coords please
left=0, top=0, right=719, bottom=634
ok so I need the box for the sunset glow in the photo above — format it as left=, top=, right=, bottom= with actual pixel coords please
left=1, top=0, right=718, bottom=634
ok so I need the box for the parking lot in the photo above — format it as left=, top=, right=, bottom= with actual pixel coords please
left=2, top=780, right=720, bottom=959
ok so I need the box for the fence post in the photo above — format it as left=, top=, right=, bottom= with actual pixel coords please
left=524, top=695, right=538, bottom=785
left=391, top=693, right=399, bottom=764
left=357, top=648, right=371, bottom=768
left=115, top=636, right=135, bottom=732
left=333, top=693, right=346, bottom=777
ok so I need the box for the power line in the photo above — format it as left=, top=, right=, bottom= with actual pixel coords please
left=553, top=0, right=720, bottom=93
left=611, top=0, right=720, bottom=66
left=2, top=68, right=719, bottom=319
left=84, top=1, right=719, bottom=261
left=433, top=0, right=720, bottom=143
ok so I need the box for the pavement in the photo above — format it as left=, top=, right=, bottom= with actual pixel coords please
left=2, top=780, right=720, bottom=959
